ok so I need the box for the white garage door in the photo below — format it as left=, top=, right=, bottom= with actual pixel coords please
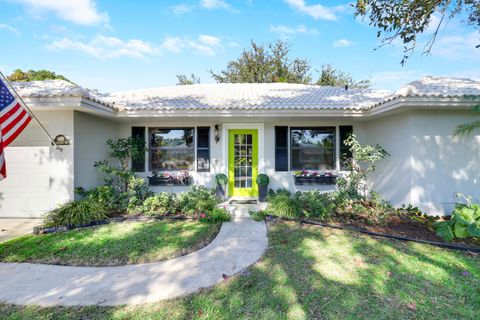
left=0, top=147, right=51, bottom=217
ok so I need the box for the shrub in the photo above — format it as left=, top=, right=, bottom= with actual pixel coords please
left=215, top=173, right=228, bottom=185
left=126, top=176, right=154, bottom=214
left=436, top=203, right=480, bottom=242
left=249, top=209, right=267, bottom=221
left=256, top=174, right=270, bottom=185
left=268, top=194, right=302, bottom=219
left=142, top=193, right=178, bottom=216
left=43, top=198, right=109, bottom=227
left=296, top=190, right=336, bottom=220
left=267, top=188, right=291, bottom=201
left=79, top=185, right=118, bottom=212
left=198, top=208, right=231, bottom=223
left=178, top=185, right=220, bottom=216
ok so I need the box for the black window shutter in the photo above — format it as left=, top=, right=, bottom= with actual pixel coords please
left=275, top=126, right=288, bottom=171
left=131, top=126, right=145, bottom=172
left=197, top=127, right=210, bottom=172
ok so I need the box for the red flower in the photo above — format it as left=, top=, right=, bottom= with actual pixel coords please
left=200, top=213, right=207, bottom=219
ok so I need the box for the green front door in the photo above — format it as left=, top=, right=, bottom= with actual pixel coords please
left=228, top=129, right=258, bottom=197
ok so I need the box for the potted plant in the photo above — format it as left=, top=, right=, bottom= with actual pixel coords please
left=256, top=174, right=270, bottom=202
left=215, top=173, right=228, bottom=200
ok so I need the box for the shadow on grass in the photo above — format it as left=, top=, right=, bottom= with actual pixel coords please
left=0, top=220, right=220, bottom=266
left=1, top=220, right=479, bottom=319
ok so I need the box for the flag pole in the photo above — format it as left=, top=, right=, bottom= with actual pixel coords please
left=0, top=71, right=62, bottom=151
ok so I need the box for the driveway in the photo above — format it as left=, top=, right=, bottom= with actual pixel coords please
left=0, top=218, right=41, bottom=243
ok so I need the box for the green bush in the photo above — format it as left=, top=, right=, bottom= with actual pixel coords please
left=267, top=188, right=291, bottom=201
left=256, top=174, right=270, bottom=185
left=215, top=173, right=228, bottom=185
left=178, top=185, right=220, bottom=216
left=43, top=198, right=109, bottom=227
left=142, top=193, right=178, bottom=216
left=198, top=208, right=231, bottom=223
left=80, top=185, right=118, bottom=212
left=296, top=190, right=336, bottom=220
left=268, top=194, right=302, bottom=219
left=126, top=176, right=154, bottom=214
left=436, top=203, right=480, bottom=242
left=249, top=209, right=268, bottom=221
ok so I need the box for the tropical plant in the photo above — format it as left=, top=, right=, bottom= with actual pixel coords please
left=142, top=193, right=178, bottom=216
left=268, top=194, right=301, bottom=219
left=215, top=173, right=228, bottom=185
left=178, top=185, right=219, bottom=215
left=43, top=198, right=109, bottom=227
left=296, top=190, right=336, bottom=220
left=249, top=209, right=268, bottom=221
left=256, top=174, right=270, bottom=185
left=453, top=101, right=480, bottom=136
left=198, top=207, right=231, bottom=223
left=76, top=185, right=118, bottom=212
left=436, top=203, right=480, bottom=241
left=126, top=176, right=154, bottom=213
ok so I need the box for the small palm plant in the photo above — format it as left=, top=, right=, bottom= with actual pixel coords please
left=454, top=99, right=480, bottom=136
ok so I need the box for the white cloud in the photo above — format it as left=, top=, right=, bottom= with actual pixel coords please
left=284, top=0, right=348, bottom=21
left=333, top=38, right=353, bottom=47
left=198, top=34, right=221, bottom=47
left=270, top=24, right=317, bottom=36
left=161, top=35, right=223, bottom=56
left=200, top=0, right=229, bottom=9
left=429, top=32, right=480, bottom=60
left=48, top=36, right=160, bottom=59
left=12, top=0, right=108, bottom=26
left=161, top=37, right=183, bottom=53
left=0, top=24, right=20, bottom=35
left=171, top=4, right=194, bottom=15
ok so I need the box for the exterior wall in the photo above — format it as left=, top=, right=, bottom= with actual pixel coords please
left=73, top=111, right=119, bottom=192
left=359, top=110, right=480, bottom=215
left=0, top=110, right=75, bottom=217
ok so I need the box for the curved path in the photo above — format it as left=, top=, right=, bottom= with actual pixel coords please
left=0, top=205, right=267, bottom=306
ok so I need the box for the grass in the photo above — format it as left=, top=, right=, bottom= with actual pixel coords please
left=1, top=220, right=479, bottom=319
left=0, top=220, right=221, bottom=266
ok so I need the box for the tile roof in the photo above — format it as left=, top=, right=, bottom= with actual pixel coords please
left=11, top=80, right=112, bottom=108
left=103, top=83, right=391, bottom=111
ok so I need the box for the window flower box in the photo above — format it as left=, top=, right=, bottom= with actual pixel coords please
left=148, top=171, right=192, bottom=186
left=293, top=170, right=337, bottom=185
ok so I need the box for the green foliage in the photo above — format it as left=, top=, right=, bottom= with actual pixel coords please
left=43, top=198, right=109, bottom=227
left=126, top=176, right=154, bottom=214
left=176, top=73, right=200, bottom=85
left=142, top=193, right=178, bottom=216
left=7, top=69, right=70, bottom=82
left=354, top=0, right=480, bottom=65
left=178, top=185, right=220, bottom=216
left=453, top=102, right=480, bottom=136
left=317, top=64, right=371, bottom=88
left=198, top=208, right=231, bottom=223
left=296, top=190, right=336, bottom=220
left=249, top=209, right=268, bottom=221
left=106, top=137, right=147, bottom=172
left=78, top=185, right=118, bottom=212
left=268, top=194, right=302, bottom=219
left=267, top=188, right=291, bottom=201
left=256, top=174, right=270, bottom=185
left=210, top=40, right=312, bottom=84
left=436, top=203, right=480, bottom=241
left=215, top=173, right=228, bottom=185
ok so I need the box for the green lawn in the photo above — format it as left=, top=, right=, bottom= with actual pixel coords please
left=0, top=220, right=220, bottom=266
left=1, top=220, right=479, bottom=319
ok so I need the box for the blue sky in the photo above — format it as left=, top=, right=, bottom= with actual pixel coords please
left=0, top=0, right=478, bottom=93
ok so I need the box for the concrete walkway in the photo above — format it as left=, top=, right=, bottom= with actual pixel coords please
left=0, top=218, right=41, bottom=243
left=0, top=205, right=267, bottom=306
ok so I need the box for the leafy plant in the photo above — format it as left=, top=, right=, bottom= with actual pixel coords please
left=268, top=194, right=301, bottom=219
left=198, top=208, right=231, bottom=223
left=215, top=173, right=228, bottom=185
left=126, top=176, right=153, bottom=214
left=296, top=190, right=335, bottom=220
left=256, top=174, right=270, bottom=186
left=142, top=192, right=177, bottom=216
left=267, top=188, right=291, bottom=201
left=249, top=209, right=268, bottom=221
left=436, top=203, right=480, bottom=241
left=43, top=198, right=109, bottom=228
left=178, top=185, right=220, bottom=216
left=81, top=185, right=118, bottom=212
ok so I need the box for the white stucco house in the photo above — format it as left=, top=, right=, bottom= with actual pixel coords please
left=1, top=76, right=479, bottom=218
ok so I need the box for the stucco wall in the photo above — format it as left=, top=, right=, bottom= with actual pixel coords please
left=0, top=110, right=74, bottom=217
left=73, top=111, right=119, bottom=191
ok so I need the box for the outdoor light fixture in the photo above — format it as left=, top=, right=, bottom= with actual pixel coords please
left=214, top=124, right=221, bottom=143
left=53, top=134, right=70, bottom=146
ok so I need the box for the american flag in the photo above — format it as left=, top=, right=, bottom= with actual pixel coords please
left=0, top=77, right=32, bottom=180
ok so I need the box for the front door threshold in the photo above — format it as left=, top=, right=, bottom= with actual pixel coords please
left=229, top=196, right=258, bottom=205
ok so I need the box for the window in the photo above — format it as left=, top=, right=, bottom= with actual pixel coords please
left=131, top=127, right=146, bottom=172
left=339, top=126, right=353, bottom=170
left=275, top=126, right=288, bottom=171
left=290, top=127, right=335, bottom=170
left=149, top=128, right=194, bottom=170
left=196, top=127, right=210, bottom=172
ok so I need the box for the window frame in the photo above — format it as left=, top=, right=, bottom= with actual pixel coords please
left=148, top=127, right=195, bottom=171
left=196, top=126, right=211, bottom=172
left=289, top=126, right=336, bottom=171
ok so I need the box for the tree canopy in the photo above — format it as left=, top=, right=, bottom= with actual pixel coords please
left=355, top=0, right=480, bottom=64
left=210, top=40, right=312, bottom=84
left=317, top=64, right=371, bottom=89
left=176, top=73, right=201, bottom=85
left=7, top=69, right=70, bottom=82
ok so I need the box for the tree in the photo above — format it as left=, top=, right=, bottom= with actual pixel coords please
left=176, top=73, right=200, bottom=85
left=7, top=69, right=70, bottom=82
left=317, top=64, right=371, bottom=88
left=210, top=40, right=312, bottom=84
left=355, top=0, right=480, bottom=64
left=453, top=101, right=480, bottom=136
